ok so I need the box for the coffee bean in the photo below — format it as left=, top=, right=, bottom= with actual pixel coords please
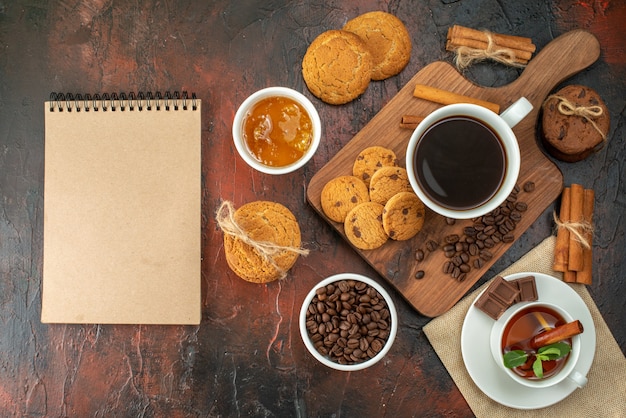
left=469, top=243, right=478, bottom=256
left=457, top=273, right=467, bottom=282
left=464, top=226, right=477, bottom=236
left=460, top=263, right=471, bottom=273
left=474, top=258, right=484, bottom=269
left=445, top=234, right=460, bottom=244
left=443, top=243, right=455, bottom=253
left=426, top=240, right=439, bottom=252
left=445, top=217, right=456, bottom=225
left=305, top=280, right=391, bottom=366
left=515, top=202, right=528, bottom=212
left=444, top=261, right=454, bottom=274
left=523, top=181, right=535, bottom=192
left=415, top=249, right=425, bottom=262
left=415, top=270, right=425, bottom=280
left=502, top=233, right=515, bottom=243
left=479, top=249, right=493, bottom=261
left=452, top=266, right=461, bottom=279
left=510, top=211, right=522, bottom=222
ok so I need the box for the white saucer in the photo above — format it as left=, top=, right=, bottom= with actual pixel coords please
left=460, top=272, right=596, bottom=410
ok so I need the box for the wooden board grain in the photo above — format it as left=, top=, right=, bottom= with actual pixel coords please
left=307, top=30, right=600, bottom=317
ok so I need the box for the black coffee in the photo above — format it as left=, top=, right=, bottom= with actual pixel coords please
left=414, top=116, right=506, bottom=210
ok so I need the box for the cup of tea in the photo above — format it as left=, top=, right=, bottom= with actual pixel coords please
left=406, top=97, right=532, bottom=219
left=490, top=301, right=588, bottom=389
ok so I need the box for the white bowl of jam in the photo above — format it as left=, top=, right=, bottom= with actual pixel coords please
left=232, top=87, right=321, bottom=175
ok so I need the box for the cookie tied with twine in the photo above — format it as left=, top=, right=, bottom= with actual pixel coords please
left=541, top=85, right=610, bottom=162
left=217, top=200, right=308, bottom=283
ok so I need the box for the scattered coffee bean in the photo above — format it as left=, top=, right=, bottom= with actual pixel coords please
left=426, top=240, right=439, bottom=252
left=415, top=249, right=425, bottom=262
left=445, top=234, right=460, bottom=244
left=445, top=217, right=456, bottom=225
left=443, top=261, right=454, bottom=274
left=515, top=202, right=528, bottom=212
left=415, top=270, right=425, bottom=280
left=479, top=249, right=493, bottom=261
left=523, top=181, right=535, bottom=192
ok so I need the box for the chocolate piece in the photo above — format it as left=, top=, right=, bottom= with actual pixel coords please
left=488, top=276, right=520, bottom=306
left=511, top=275, right=538, bottom=303
left=474, top=290, right=509, bottom=320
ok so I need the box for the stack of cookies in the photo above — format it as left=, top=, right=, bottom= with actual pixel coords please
left=321, top=146, right=426, bottom=250
left=302, top=11, right=412, bottom=105
left=218, top=201, right=305, bottom=283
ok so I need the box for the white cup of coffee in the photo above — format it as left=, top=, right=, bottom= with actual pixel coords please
left=406, top=97, right=532, bottom=219
left=490, top=301, right=588, bottom=389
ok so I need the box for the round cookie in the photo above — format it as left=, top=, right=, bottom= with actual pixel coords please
left=223, top=201, right=301, bottom=283
left=369, top=166, right=412, bottom=205
left=352, top=146, right=398, bottom=186
left=542, top=85, right=610, bottom=162
left=302, top=30, right=373, bottom=105
left=343, top=11, right=411, bottom=81
left=321, top=175, right=370, bottom=223
left=382, top=192, right=425, bottom=241
left=344, top=202, right=388, bottom=250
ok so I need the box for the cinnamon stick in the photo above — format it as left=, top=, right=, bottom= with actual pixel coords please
left=553, top=187, right=571, bottom=273
left=445, top=38, right=533, bottom=62
left=413, top=84, right=501, bottom=114
left=576, top=189, right=595, bottom=284
left=530, top=320, right=584, bottom=349
left=400, top=115, right=424, bottom=130
left=447, top=25, right=536, bottom=53
left=568, top=184, right=585, bottom=271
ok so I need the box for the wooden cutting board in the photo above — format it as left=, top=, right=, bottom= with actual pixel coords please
left=306, top=30, right=600, bottom=317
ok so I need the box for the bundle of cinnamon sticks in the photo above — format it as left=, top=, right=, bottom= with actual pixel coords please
left=446, top=25, right=536, bottom=67
left=553, top=184, right=595, bottom=284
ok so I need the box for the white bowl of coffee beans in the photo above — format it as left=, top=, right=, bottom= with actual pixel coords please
left=299, top=273, right=398, bottom=371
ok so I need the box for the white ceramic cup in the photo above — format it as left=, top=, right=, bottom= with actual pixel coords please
left=406, top=97, right=532, bottom=219
left=490, top=301, right=588, bottom=389
left=232, top=86, right=321, bottom=175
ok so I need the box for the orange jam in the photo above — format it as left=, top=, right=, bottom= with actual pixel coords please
left=243, top=96, right=313, bottom=167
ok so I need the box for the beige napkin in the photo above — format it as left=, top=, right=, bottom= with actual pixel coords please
left=423, top=236, right=626, bottom=417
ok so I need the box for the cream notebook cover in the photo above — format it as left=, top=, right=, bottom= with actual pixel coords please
left=42, top=92, right=201, bottom=324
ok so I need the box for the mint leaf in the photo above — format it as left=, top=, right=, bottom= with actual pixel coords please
left=533, top=357, right=544, bottom=378
left=503, top=350, right=528, bottom=368
left=538, top=347, right=561, bottom=360
left=538, top=342, right=571, bottom=360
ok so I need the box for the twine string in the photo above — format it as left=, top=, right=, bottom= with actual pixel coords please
left=215, top=200, right=309, bottom=279
left=544, top=94, right=607, bottom=147
left=454, top=31, right=526, bottom=70
left=553, top=210, right=593, bottom=250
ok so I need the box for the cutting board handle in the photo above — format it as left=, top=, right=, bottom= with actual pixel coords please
left=509, top=30, right=600, bottom=103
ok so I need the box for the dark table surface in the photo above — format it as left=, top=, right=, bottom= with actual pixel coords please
left=1, top=1, right=624, bottom=416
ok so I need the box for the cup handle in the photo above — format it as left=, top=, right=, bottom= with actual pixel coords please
left=567, top=370, right=588, bottom=388
left=500, top=97, right=533, bottom=128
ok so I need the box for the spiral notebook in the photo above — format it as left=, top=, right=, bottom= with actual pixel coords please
left=42, top=92, right=201, bottom=324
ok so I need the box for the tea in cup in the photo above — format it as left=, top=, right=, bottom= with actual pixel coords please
left=490, top=301, right=588, bottom=389
left=406, top=97, right=532, bottom=219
